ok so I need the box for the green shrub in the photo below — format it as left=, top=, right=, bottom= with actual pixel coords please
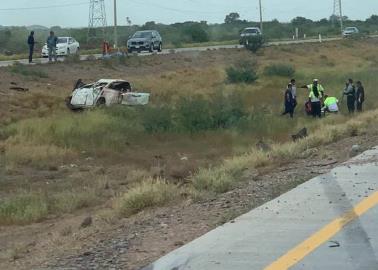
left=176, top=96, right=213, bottom=132
left=264, top=63, right=295, bottom=77
left=182, top=23, right=209, bottom=43
left=226, top=61, right=258, bottom=84
left=140, top=105, right=174, bottom=133
left=211, top=91, right=246, bottom=128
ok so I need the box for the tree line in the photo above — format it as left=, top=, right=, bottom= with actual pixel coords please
left=1, top=14, right=378, bottom=55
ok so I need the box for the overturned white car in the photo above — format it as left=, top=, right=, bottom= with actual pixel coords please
left=66, top=79, right=150, bottom=110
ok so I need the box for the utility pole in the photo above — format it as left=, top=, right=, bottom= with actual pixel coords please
left=338, top=0, right=344, bottom=35
left=333, top=0, right=344, bottom=35
left=88, top=0, right=107, bottom=42
left=114, top=0, right=118, bottom=49
left=259, top=0, right=263, bottom=34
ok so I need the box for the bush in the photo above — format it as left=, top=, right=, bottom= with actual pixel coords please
left=114, top=179, right=180, bottom=217
left=176, top=96, right=213, bottom=132
left=140, top=105, right=174, bottom=133
left=243, top=35, right=264, bottom=53
left=264, top=63, right=295, bottom=77
left=183, top=23, right=209, bottom=43
left=211, top=91, right=246, bottom=128
left=226, top=61, right=258, bottom=84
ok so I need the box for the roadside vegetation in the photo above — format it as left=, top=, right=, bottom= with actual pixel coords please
left=1, top=39, right=378, bottom=225
left=1, top=14, right=378, bottom=57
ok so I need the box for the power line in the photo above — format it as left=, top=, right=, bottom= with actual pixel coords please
left=0, top=1, right=89, bottom=11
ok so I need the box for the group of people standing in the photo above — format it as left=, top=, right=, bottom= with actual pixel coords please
left=343, top=79, right=365, bottom=113
left=282, top=78, right=365, bottom=118
left=27, top=30, right=58, bottom=63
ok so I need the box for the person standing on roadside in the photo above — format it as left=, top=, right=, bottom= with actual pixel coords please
left=301, top=79, right=324, bottom=118
left=356, top=81, right=365, bottom=112
left=27, top=31, right=36, bottom=63
left=290, top=78, right=297, bottom=108
left=343, top=78, right=356, bottom=114
left=47, top=31, right=58, bottom=62
left=282, top=83, right=295, bottom=118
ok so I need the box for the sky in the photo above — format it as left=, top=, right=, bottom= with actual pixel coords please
left=0, top=0, right=377, bottom=28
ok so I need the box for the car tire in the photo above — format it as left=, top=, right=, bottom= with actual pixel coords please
left=67, top=48, right=71, bottom=55
left=149, top=43, right=154, bottom=53
left=96, top=97, right=106, bottom=107
left=158, top=43, right=162, bottom=52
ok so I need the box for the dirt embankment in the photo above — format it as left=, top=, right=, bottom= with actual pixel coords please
left=1, top=40, right=378, bottom=269
left=1, top=126, right=377, bottom=270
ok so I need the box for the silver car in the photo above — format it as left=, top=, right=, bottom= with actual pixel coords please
left=342, top=27, right=359, bottom=37
left=127, top=30, right=162, bottom=53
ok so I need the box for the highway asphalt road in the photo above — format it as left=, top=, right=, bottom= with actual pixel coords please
left=0, top=36, right=355, bottom=68
left=142, top=147, right=378, bottom=270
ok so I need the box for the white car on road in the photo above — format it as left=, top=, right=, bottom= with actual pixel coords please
left=342, top=27, right=359, bottom=37
left=66, top=79, right=150, bottom=110
left=42, top=37, right=80, bottom=57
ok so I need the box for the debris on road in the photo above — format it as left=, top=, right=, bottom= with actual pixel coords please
left=328, top=240, right=340, bottom=248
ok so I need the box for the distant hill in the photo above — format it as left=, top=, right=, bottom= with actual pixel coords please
left=27, top=25, right=49, bottom=31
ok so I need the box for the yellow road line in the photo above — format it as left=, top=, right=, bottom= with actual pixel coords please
left=264, top=191, right=378, bottom=270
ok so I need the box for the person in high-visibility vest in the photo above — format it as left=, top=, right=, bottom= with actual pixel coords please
left=301, top=79, right=324, bottom=118
left=322, top=95, right=339, bottom=114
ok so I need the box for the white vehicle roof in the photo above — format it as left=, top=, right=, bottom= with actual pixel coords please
left=97, top=79, right=126, bottom=84
left=243, top=27, right=261, bottom=30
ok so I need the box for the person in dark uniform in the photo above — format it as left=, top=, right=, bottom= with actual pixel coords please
left=282, top=83, right=295, bottom=118
left=27, top=31, right=36, bottom=63
left=356, top=81, right=365, bottom=112
left=343, top=78, right=356, bottom=114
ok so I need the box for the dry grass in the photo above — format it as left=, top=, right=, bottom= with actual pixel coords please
left=191, top=109, right=378, bottom=194
left=0, top=187, right=101, bottom=225
left=4, top=143, right=75, bottom=170
left=114, top=178, right=181, bottom=217
left=2, top=39, right=378, bottom=223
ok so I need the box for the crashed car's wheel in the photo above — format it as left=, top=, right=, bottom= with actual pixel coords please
left=96, top=98, right=106, bottom=107
left=149, top=43, right=154, bottom=52
left=158, top=43, right=162, bottom=52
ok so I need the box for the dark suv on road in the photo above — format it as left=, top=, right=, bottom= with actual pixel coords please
left=127, top=30, right=162, bottom=53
